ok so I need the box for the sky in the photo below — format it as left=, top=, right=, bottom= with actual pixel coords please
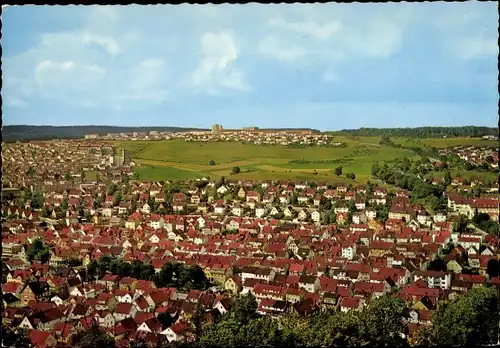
left=2, top=3, right=499, bottom=131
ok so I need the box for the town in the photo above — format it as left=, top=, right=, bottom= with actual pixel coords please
left=84, top=124, right=337, bottom=147
left=2, top=134, right=499, bottom=348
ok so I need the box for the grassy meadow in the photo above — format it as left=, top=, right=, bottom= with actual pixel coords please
left=115, top=136, right=494, bottom=183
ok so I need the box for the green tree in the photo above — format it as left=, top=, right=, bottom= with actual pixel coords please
left=379, top=135, right=393, bottom=146
left=2, top=328, right=31, bottom=348
left=157, top=312, right=175, bottom=327
left=140, top=264, right=155, bottom=281
left=371, top=163, right=380, bottom=176
left=38, top=248, right=51, bottom=264
left=334, top=166, right=343, bottom=176
left=191, top=302, right=204, bottom=341
left=444, top=171, right=452, bottom=186
left=239, top=316, right=282, bottom=347
left=39, top=206, right=49, bottom=218
left=232, top=166, right=241, bottom=174
left=113, top=191, right=122, bottom=206
left=486, top=259, right=499, bottom=279
left=30, top=191, right=45, bottom=209
left=304, top=310, right=365, bottom=347
left=129, top=341, right=148, bottom=348
left=199, top=317, right=243, bottom=347
left=359, top=296, right=410, bottom=347
left=73, top=326, right=116, bottom=348
left=429, top=286, right=499, bottom=346
left=61, top=198, right=69, bottom=211
left=427, top=257, right=446, bottom=272
left=229, top=293, right=258, bottom=325
left=454, top=214, right=469, bottom=233
left=26, top=239, right=51, bottom=263
left=209, top=160, right=216, bottom=166
left=107, top=183, right=117, bottom=196
left=154, top=262, right=175, bottom=288
left=87, top=260, right=99, bottom=281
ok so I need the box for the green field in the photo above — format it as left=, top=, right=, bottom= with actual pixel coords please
left=134, top=166, right=204, bottom=181
left=84, top=171, right=99, bottom=180
left=116, top=138, right=409, bottom=183
left=116, top=137, right=495, bottom=183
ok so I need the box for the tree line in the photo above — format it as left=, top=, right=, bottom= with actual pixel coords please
left=289, top=159, right=354, bottom=165
left=2, top=125, right=209, bottom=142
left=198, top=286, right=499, bottom=347
left=335, top=126, right=497, bottom=138
left=371, top=160, right=447, bottom=213
left=86, top=256, right=210, bottom=292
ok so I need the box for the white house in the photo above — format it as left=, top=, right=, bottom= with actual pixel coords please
left=341, top=244, right=356, bottom=260
left=311, top=210, right=321, bottom=223
left=217, top=185, right=229, bottom=195
left=298, top=275, right=320, bottom=293
left=255, top=206, right=267, bottom=218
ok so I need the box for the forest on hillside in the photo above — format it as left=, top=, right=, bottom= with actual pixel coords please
left=335, top=126, right=498, bottom=138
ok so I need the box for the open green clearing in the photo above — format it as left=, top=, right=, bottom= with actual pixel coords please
left=84, top=171, right=99, bottom=181
left=115, top=137, right=493, bottom=183
left=134, top=166, right=204, bottom=181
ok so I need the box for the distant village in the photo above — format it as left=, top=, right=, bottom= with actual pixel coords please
left=2, top=137, right=499, bottom=347
left=84, top=124, right=338, bottom=147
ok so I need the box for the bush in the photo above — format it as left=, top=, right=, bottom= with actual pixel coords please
left=209, top=160, right=216, bottom=166
left=232, top=166, right=241, bottom=174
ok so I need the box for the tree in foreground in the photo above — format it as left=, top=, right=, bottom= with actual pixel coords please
left=73, top=325, right=116, bottom=348
left=2, top=328, right=31, bottom=348
left=229, top=292, right=258, bottom=325
left=358, top=295, right=410, bottom=347
left=486, top=258, right=500, bottom=279
left=427, top=286, right=499, bottom=346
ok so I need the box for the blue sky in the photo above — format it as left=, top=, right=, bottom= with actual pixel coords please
left=2, top=3, right=498, bottom=130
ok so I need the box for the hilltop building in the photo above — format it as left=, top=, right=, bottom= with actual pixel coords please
left=212, top=124, right=223, bottom=134
left=84, top=134, right=99, bottom=139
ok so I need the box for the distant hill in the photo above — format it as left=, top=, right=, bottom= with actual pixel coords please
left=1, top=125, right=210, bottom=142
left=2, top=125, right=322, bottom=142
left=3, top=125, right=496, bottom=142
left=332, top=126, right=498, bottom=138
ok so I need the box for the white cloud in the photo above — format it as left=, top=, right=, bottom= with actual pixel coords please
left=350, top=19, right=403, bottom=58
left=258, top=36, right=307, bottom=62
left=322, top=69, right=338, bottom=82
left=115, top=58, right=170, bottom=104
left=7, top=98, right=27, bottom=108
left=455, top=37, right=499, bottom=60
left=269, top=17, right=342, bottom=40
left=262, top=16, right=402, bottom=63
left=192, top=31, right=250, bottom=93
left=81, top=32, right=120, bottom=55
left=39, top=31, right=120, bottom=56
left=34, top=60, right=106, bottom=89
